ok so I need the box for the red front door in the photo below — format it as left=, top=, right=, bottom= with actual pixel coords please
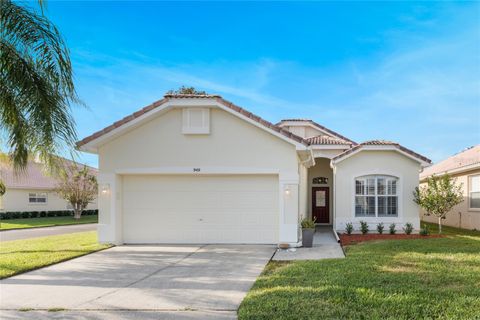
left=312, top=187, right=329, bottom=223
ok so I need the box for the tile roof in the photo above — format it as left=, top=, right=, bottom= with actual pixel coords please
left=332, top=140, right=431, bottom=164
left=277, top=119, right=357, bottom=145
left=306, top=135, right=353, bottom=146
left=77, top=94, right=310, bottom=148
left=0, top=159, right=97, bottom=190
left=420, top=145, right=480, bottom=179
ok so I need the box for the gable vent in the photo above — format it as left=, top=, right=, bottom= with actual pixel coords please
left=182, top=107, right=210, bottom=134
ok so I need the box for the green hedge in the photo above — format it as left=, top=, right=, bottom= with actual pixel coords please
left=0, top=209, right=98, bottom=220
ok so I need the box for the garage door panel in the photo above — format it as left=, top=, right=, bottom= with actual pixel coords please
left=122, top=175, right=279, bottom=244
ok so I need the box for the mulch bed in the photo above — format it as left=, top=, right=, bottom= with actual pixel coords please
left=339, top=233, right=444, bottom=246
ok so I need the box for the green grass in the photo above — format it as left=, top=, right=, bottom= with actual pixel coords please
left=420, top=220, right=480, bottom=236
left=239, top=226, right=480, bottom=320
left=0, top=231, right=111, bottom=279
left=0, top=215, right=98, bottom=230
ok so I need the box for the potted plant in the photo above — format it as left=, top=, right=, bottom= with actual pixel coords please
left=301, top=217, right=316, bottom=248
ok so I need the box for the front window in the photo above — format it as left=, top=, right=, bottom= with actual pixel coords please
left=355, top=175, right=398, bottom=217
left=470, top=175, right=480, bottom=209
left=29, top=192, right=47, bottom=204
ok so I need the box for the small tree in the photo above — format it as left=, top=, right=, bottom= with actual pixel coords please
left=413, top=175, right=463, bottom=234
left=55, top=164, right=98, bottom=219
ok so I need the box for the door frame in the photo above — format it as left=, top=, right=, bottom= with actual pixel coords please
left=312, top=186, right=330, bottom=224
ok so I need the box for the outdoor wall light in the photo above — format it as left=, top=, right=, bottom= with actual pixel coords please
left=101, top=184, right=110, bottom=195
left=285, top=186, right=291, bottom=196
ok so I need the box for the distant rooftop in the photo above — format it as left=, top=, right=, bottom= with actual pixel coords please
left=420, top=145, right=480, bottom=179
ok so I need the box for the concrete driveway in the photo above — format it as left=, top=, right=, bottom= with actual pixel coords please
left=0, top=245, right=275, bottom=319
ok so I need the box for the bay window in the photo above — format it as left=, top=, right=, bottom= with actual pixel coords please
left=355, top=175, right=398, bottom=217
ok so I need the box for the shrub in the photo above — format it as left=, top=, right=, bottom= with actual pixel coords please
left=301, top=217, right=316, bottom=229
left=404, top=222, right=414, bottom=235
left=376, top=222, right=384, bottom=234
left=359, top=221, right=369, bottom=234
left=345, top=223, right=353, bottom=235
left=0, top=210, right=98, bottom=220
left=389, top=223, right=396, bottom=234
left=420, top=224, right=430, bottom=236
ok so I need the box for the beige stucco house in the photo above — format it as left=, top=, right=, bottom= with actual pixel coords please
left=420, top=145, right=480, bottom=230
left=0, top=159, right=98, bottom=213
left=77, top=94, right=431, bottom=246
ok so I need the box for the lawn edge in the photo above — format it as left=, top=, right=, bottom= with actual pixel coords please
left=0, top=221, right=98, bottom=232
left=0, top=244, right=113, bottom=280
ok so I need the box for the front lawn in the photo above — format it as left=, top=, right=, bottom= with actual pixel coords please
left=0, top=215, right=98, bottom=230
left=0, top=231, right=111, bottom=279
left=239, top=224, right=480, bottom=319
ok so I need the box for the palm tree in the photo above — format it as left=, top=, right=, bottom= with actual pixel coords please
left=0, top=0, right=80, bottom=177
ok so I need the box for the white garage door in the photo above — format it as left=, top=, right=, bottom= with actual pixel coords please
left=122, top=175, right=279, bottom=244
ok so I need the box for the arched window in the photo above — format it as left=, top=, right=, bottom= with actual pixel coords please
left=355, top=175, right=398, bottom=217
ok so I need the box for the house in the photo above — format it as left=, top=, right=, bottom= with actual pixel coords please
left=420, top=145, right=480, bottom=230
left=77, top=94, right=431, bottom=245
left=0, top=158, right=98, bottom=213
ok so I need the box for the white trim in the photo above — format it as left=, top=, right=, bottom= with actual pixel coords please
left=278, top=121, right=338, bottom=139
left=78, top=98, right=308, bottom=153
left=28, top=192, right=48, bottom=205
left=310, top=145, right=351, bottom=150
left=116, top=166, right=283, bottom=176
left=468, top=174, right=480, bottom=211
left=332, top=145, right=430, bottom=167
left=349, top=170, right=404, bottom=223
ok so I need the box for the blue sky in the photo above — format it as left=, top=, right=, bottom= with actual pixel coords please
left=41, top=1, right=479, bottom=167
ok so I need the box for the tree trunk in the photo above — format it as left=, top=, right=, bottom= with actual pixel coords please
left=438, top=217, right=442, bottom=234
left=73, top=208, right=82, bottom=219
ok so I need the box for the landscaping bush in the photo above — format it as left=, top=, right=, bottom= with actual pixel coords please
left=404, top=222, right=414, bottom=235
left=420, top=224, right=430, bottom=236
left=389, top=223, right=396, bottom=234
left=376, top=222, right=384, bottom=234
left=345, top=222, right=353, bottom=235
left=0, top=209, right=98, bottom=220
left=360, top=221, right=369, bottom=234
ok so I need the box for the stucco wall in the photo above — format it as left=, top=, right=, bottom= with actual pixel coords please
left=95, top=107, right=302, bottom=244
left=334, top=151, right=421, bottom=232
left=99, top=108, right=299, bottom=173
left=308, top=158, right=334, bottom=224
left=420, top=169, right=480, bottom=230
left=0, top=188, right=98, bottom=212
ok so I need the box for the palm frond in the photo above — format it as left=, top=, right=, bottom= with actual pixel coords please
left=0, top=0, right=80, bottom=173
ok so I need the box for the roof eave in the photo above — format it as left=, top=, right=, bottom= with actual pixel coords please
left=331, top=145, right=431, bottom=167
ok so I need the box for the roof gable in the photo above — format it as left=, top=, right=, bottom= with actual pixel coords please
left=331, top=140, right=431, bottom=167
left=77, top=94, right=309, bottom=153
left=277, top=119, right=356, bottom=145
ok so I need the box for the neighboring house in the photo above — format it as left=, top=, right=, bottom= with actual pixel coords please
left=420, top=145, right=480, bottom=230
left=77, top=94, right=431, bottom=245
left=0, top=158, right=98, bottom=213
